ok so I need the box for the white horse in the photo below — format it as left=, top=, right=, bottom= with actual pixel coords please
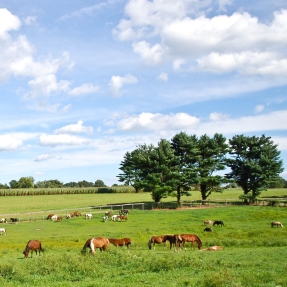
left=51, top=215, right=58, bottom=221
left=102, top=215, right=108, bottom=222
left=271, top=221, right=283, bottom=228
left=111, top=215, right=120, bottom=221
left=0, top=228, right=6, bottom=235
left=0, top=218, right=7, bottom=223
left=85, top=214, right=92, bottom=219
left=204, top=220, right=213, bottom=225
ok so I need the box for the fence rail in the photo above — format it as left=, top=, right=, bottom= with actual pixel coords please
left=1, top=198, right=286, bottom=223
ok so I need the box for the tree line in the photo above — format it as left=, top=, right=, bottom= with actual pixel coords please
left=117, top=133, right=284, bottom=204
left=0, top=179, right=107, bottom=189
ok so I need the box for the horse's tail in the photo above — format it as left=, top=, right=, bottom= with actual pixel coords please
left=147, top=238, right=152, bottom=250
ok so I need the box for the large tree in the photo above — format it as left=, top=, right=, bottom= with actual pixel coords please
left=226, top=134, right=284, bottom=203
left=171, top=132, right=199, bottom=204
left=196, top=133, right=229, bottom=202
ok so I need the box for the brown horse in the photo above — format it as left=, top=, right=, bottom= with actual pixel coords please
left=148, top=235, right=167, bottom=250
left=108, top=238, right=132, bottom=252
left=81, top=237, right=109, bottom=254
left=180, top=234, right=202, bottom=250
left=23, top=240, right=44, bottom=258
left=117, top=215, right=128, bottom=222
left=46, top=214, right=54, bottom=220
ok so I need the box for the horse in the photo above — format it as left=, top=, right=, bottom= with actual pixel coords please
left=148, top=235, right=168, bottom=250
left=204, top=220, right=213, bottom=226
left=85, top=214, right=92, bottom=219
left=81, top=237, right=109, bottom=254
left=102, top=215, right=109, bottom=222
left=117, top=215, right=128, bottom=222
left=200, top=246, right=222, bottom=251
left=73, top=211, right=81, bottom=217
left=0, top=228, right=6, bottom=235
left=56, top=216, right=62, bottom=221
left=213, top=220, right=224, bottom=227
left=204, top=227, right=213, bottom=232
left=119, top=209, right=129, bottom=216
left=108, top=238, right=132, bottom=252
left=180, top=234, right=202, bottom=250
left=10, top=218, right=18, bottom=223
left=164, top=234, right=183, bottom=252
left=46, top=214, right=54, bottom=220
left=66, top=214, right=71, bottom=219
left=271, top=221, right=283, bottom=228
left=51, top=215, right=58, bottom=221
left=23, top=240, right=44, bottom=258
left=0, top=218, right=7, bottom=223
left=105, top=211, right=112, bottom=218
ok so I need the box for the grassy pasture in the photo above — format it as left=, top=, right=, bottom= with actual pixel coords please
left=0, top=189, right=287, bottom=286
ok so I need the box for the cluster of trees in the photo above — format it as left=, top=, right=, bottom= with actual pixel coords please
left=0, top=178, right=106, bottom=189
left=117, top=133, right=284, bottom=204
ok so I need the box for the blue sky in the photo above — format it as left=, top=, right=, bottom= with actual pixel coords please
left=1, top=0, right=287, bottom=186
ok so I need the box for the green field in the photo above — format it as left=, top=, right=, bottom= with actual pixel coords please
left=0, top=189, right=287, bottom=286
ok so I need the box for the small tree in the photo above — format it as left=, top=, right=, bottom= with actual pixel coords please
left=226, top=134, right=284, bottom=204
left=17, top=177, right=34, bottom=188
left=94, top=179, right=106, bottom=187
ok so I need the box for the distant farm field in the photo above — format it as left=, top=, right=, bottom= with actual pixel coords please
left=0, top=189, right=287, bottom=286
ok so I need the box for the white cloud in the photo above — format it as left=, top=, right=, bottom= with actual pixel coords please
left=68, top=83, right=99, bottom=96
left=254, top=105, right=264, bottom=114
left=219, top=0, right=233, bottom=11
left=0, top=135, right=22, bottom=151
left=109, top=74, right=138, bottom=96
left=157, top=72, right=168, bottom=81
left=35, top=154, right=56, bottom=162
left=39, top=134, right=92, bottom=147
left=209, top=112, right=229, bottom=121
left=132, top=41, right=164, bottom=65
left=0, top=8, right=21, bottom=36
left=23, top=16, right=37, bottom=26
left=117, top=112, right=200, bottom=132
left=54, top=121, right=93, bottom=135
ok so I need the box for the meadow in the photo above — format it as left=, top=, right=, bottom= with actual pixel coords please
left=0, top=189, right=287, bottom=286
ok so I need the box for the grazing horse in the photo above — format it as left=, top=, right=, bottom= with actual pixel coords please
left=200, top=246, right=222, bottom=251
left=119, top=209, right=129, bottom=216
left=204, top=220, right=213, bottom=226
left=73, top=211, right=81, bottom=217
left=0, top=228, right=6, bottom=235
left=111, top=215, right=118, bottom=221
left=148, top=235, right=167, bottom=250
left=46, top=214, right=54, bottom=220
left=164, top=234, right=183, bottom=252
left=51, top=215, right=58, bottom=221
left=180, top=234, right=202, bottom=250
left=204, top=227, right=213, bottom=232
left=213, top=220, right=224, bottom=227
left=271, top=221, right=284, bottom=228
left=56, top=216, right=62, bottom=222
left=10, top=218, right=18, bottom=223
left=85, top=214, right=92, bottom=219
left=81, top=237, right=109, bottom=254
left=105, top=211, right=112, bottom=218
left=0, top=218, right=7, bottom=223
left=23, top=240, right=44, bottom=258
left=108, top=238, right=132, bottom=252
left=117, top=215, right=128, bottom=222
left=102, top=215, right=109, bottom=222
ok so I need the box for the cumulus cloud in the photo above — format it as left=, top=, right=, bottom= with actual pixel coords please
left=117, top=112, right=200, bottom=132
left=114, top=1, right=287, bottom=77
left=39, top=134, right=91, bottom=147
left=109, top=74, right=138, bottom=96
left=68, top=83, right=99, bottom=96
left=54, top=121, right=93, bottom=135
left=0, top=135, right=22, bottom=151
left=35, top=153, right=56, bottom=162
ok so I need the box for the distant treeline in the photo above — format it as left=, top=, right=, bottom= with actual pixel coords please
left=0, top=186, right=136, bottom=196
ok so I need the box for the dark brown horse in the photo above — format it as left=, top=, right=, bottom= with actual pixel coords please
left=147, top=235, right=167, bottom=250
left=180, top=234, right=202, bottom=250
left=164, top=234, right=183, bottom=252
left=23, top=240, right=44, bottom=258
left=108, top=238, right=132, bottom=252
left=81, top=237, right=109, bottom=254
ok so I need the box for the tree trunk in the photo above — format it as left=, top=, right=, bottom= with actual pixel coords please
left=200, top=184, right=207, bottom=204
left=176, top=186, right=181, bottom=206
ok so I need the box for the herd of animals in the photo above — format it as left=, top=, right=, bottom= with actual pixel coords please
left=0, top=210, right=284, bottom=258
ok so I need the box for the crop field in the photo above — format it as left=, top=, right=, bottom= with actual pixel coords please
left=0, top=189, right=287, bottom=286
